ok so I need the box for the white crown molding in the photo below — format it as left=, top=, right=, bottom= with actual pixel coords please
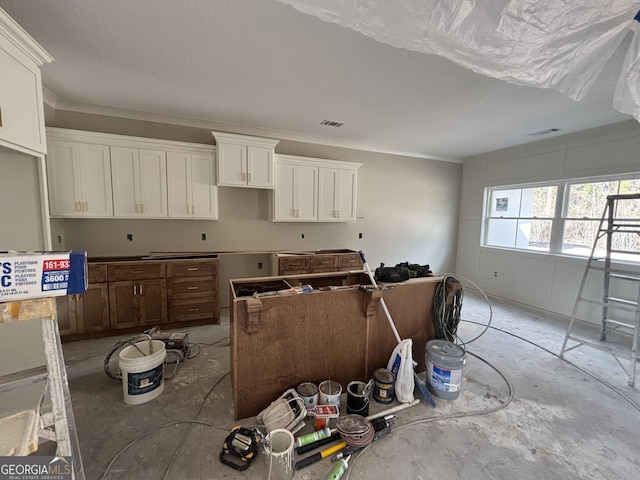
left=42, top=87, right=60, bottom=109
left=48, top=96, right=462, bottom=163
left=0, top=8, right=54, bottom=65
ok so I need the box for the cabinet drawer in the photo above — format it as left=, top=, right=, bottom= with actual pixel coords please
left=278, top=256, right=310, bottom=272
left=167, top=260, right=218, bottom=277
left=338, top=254, right=362, bottom=269
left=170, top=299, right=217, bottom=321
left=168, top=277, right=216, bottom=298
left=107, top=262, right=166, bottom=281
left=87, top=264, right=108, bottom=283
left=310, top=255, right=338, bottom=270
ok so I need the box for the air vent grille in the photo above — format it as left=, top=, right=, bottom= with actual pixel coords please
left=320, top=119, right=344, bottom=128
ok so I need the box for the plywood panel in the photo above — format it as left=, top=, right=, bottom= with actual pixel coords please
left=232, top=277, right=439, bottom=419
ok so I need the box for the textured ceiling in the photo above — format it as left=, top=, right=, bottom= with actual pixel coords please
left=0, top=0, right=633, bottom=161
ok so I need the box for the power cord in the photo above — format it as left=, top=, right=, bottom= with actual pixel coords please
left=100, top=370, right=231, bottom=480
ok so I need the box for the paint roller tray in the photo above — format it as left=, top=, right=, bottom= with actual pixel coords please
left=234, top=280, right=292, bottom=297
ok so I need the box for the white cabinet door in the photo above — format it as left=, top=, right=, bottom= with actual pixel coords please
left=273, top=162, right=317, bottom=221
left=110, top=147, right=138, bottom=217
left=247, top=146, right=273, bottom=188
left=47, top=141, right=113, bottom=217
left=217, top=142, right=246, bottom=187
left=297, top=165, right=318, bottom=221
left=191, top=153, right=218, bottom=219
left=318, top=168, right=357, bottom=222
left=111, top=147, right=167, bottom=218
left=274, top=162, right=297, bottom=220
left=139, top=149, right=167, bottom=217
left=167, top=151, right=218, bottom=219
left=0, top=15, right=51, bottom=155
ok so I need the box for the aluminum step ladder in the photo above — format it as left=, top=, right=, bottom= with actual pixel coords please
left=560, top=193, right=640, bottom=387
left=0, top=298, right=85, bottom=480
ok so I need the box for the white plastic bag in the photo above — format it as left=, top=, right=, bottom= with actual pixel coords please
left=387, top=339, right=415, bottom=403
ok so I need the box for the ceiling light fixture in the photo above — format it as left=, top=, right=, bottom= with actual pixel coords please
left=320, top=119, right=344, bottom=128
left=528, top=127, right=562, bottom=137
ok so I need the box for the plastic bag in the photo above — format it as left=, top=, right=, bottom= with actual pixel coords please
left=387, top=339, right=415, bottom=403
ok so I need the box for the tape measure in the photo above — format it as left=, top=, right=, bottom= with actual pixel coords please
left=219, top=426, right=259, bottom=471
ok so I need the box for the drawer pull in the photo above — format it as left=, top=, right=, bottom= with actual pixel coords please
left=131, top=270, right=144, bottom=274
left=188, top=308, right=200, bottom=312
left=187, top=268, right=199, bottom=271
left=187, top=286, right=199, bottom=290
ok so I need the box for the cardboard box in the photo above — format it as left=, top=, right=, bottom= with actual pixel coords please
left=0, top=251, right=87, bottom=302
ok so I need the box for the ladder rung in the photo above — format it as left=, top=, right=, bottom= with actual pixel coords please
left=606, top=296, right=638, bottom=307
left=604, top=318, right=638, bottom=329
left=609, top=273, right=640, bottom=282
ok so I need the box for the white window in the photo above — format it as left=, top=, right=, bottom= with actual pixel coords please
left=484, top=176, right=640, bottom=262
left=484, top=185, right=557, bottom=252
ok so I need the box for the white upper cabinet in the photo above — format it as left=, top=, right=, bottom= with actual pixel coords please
left=167, top=151, right=218, bottom=219
left=46, top=140, right=113, bottom=217
left=212, top=132, right=279, bottom=189
left=274, top=159, right=318, bottom=221
left=46, top=128, right=217, bottom=220
left=273, top=155, right=360, bottom=222
left=318, top=167, right=358, bottom=222
left=111, top=147, right=167, bottom=218
left=0, top=9, right=53, bottom=156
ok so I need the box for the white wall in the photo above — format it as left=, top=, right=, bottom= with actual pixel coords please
left=457, top=120, right=640, bottom=322
left=0, top=148, right=45, bottom=251
left=47, top=111, right=462, bottom=307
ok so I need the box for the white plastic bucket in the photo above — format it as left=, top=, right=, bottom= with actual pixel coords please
left=263, top=428, right=294, bottom=480
left=119, top=339, right=166, bottom=405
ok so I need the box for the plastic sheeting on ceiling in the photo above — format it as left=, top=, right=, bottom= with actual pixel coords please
left=277, top=0, right=640, bottom=122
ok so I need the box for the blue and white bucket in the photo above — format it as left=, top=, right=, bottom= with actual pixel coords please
left=119, top=339, right=166, bottom=405
left=425, top=339, right=466, bottom=400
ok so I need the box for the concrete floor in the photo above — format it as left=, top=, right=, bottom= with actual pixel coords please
left=54, top=292, right=640, bottom=480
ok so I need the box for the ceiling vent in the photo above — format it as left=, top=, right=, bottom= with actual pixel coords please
left=320, top=119, right=344, bottom=128
left=528, top=127, right=562, bottom=137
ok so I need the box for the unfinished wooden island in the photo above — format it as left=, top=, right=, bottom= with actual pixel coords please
left=230, top=272, right=440, bottom=419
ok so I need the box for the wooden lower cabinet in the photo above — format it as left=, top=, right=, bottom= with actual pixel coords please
left=109, top=279, right=168, bottom=329
left=58, top=256, right=218, bottom=340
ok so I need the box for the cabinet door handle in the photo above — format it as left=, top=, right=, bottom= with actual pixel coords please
left=188, top=286, right=199, bottom=290
left=131, top=270, right=143, bottom=274
left=241, top=172, right=246, bottom=181
left=75, top=201, right=81, bottom=212
left=247, top=172, right=252, bottom=183
left=133, top=285, right=137, bottom=295
left=140, top=284, right=144, bottom=295
left=83, top=201, right=88, bottom=212
left=337, top=210, right=341, bottom=218
left=187, top=267, right=199, bottom=271
left=188, top=308, right=200, bottom=312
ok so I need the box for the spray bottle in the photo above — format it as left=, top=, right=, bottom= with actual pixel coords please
left=326, top=455, right=350, bottom=480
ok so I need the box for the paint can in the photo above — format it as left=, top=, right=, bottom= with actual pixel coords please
left=425, top=339, right=467, bottom=400
left=263, top=428, right=295, bottom=480
left=346, top=380, right=371, bottom=416
left=372, top=368, right=395, bottom=404
left=318, top=380, right=342, bottom=407
left=296, top=382, right=319, bottom=410
left=118, top=340, right=166, bottom=405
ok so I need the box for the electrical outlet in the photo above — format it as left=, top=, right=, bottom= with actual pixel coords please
left=57, top=235, right=62, bottom=244
left=359, top=233, right=363, bottom=239
left=301, top=233, right=305, bottom=239
left=127, top=234, right=133, bottom=242
left=258, top=262, right=263, bottom=270
left=493, top=271, right=498, bottom=278
left=201, top=233, right=207, bottom=241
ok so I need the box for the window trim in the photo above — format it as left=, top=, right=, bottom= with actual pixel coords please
left=483, top=173, right=640, bottom=261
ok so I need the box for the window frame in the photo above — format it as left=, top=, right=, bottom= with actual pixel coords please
left=483, top=174, right=640, bottom=262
